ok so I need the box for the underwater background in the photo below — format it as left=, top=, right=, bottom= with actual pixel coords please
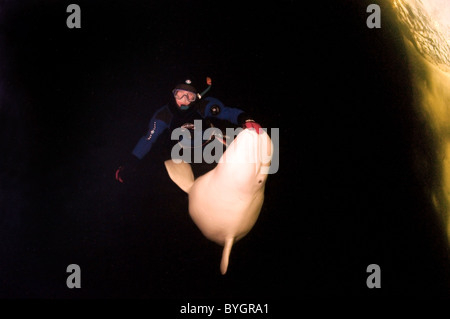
left=1, top=0, right=449, bottom=303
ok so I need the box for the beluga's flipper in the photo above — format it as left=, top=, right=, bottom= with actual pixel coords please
left=164, top=159, right=195, bottom=193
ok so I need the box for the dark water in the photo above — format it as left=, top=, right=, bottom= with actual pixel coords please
left=1, top=0, right=449, bottom=305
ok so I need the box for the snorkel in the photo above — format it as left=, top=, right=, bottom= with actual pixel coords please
left=198, top=76, right=212, bottom=100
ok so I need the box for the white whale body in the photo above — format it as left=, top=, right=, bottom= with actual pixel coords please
left=164, top=128, right=273, bottom=274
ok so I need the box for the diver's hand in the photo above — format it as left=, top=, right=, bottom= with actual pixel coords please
left=243, top=120, right=263, bottom=134
left=115, top=166, right=125, bottom=183
left=115, top=165, right=138, bottom=183
left=115, top=155, right=139, bottom=183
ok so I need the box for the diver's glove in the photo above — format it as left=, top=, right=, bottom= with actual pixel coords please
left=115, top=155, right=139, bottom=183
left=243, top=119, right=263, bottom=134
left=238, top=112, right=263, bottom=134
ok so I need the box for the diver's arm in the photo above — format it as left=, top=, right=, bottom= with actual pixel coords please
left=203, top=97, right=262, bottom=132
left=132, top=116, right=168, bottom=160
left=202, top=97, right=244, bottom=125
left=115, top=108, right=169, bottom=183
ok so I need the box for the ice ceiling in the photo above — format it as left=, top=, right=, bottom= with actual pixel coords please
left=392, top=0, right=450, bottom=241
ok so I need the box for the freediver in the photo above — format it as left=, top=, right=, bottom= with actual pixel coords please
left=115, top=77, right=262, bottom=183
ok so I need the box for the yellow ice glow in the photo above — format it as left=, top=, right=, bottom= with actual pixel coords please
left=392, top=0, right=450, bottom=242
left=421, top=0, right=450, bottom=40
left=407, top=39, right=450, bottom=240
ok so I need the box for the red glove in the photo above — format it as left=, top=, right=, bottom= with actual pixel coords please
left=115, top=166, right=125, bottom=183
left=115, top=155, right=139, bottom=184
left=243, top=120, right=263, bottom=134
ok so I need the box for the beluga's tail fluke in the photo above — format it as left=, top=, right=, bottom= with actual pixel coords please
left=220, top=237, right=234, bottom=275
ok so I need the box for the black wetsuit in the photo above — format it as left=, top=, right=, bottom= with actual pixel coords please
left=131, top=96, right=251, bottom=161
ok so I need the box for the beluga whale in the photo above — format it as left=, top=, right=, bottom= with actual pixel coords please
left=164, top=127, right=273, bottom=274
